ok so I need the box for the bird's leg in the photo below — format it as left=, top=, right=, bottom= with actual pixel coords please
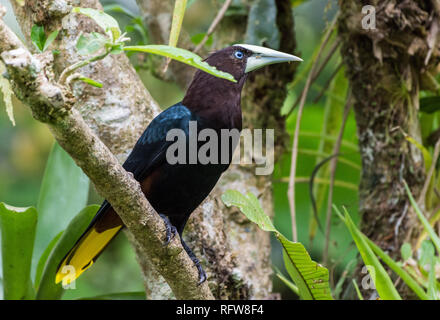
left=181, top=239, right=207, bottom=285
left=159, top=214, right=177, bottom=246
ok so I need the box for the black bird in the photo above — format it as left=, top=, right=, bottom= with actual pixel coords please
left=55, top=44, right=302, bottom=285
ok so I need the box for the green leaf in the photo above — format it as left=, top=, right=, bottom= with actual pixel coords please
left=103, top=4, right=137, bottom=19
left=245, top=0, right=279, bottom=49
left=36, top=205, right=99, bottom=300
left=276, top=271, right=299, bottom=296
left=335, top=206, right=402, bottom=300
left=221, top=190, right=276, bottom=232
left=43, top=30, right=59, bottom=52
left=404, top=181, right=440, bottom=255
left=35, top=231, right=63, bottom=289
left=0, top=61, right=15, bottom=126
left=33, top=142, right=89, bottom=279
left=31, top=25, right=45, bottom=53
left=427, top=257, right=439, bottom=300
left=190, top=33, right=213, bottom=47
left=420, top=96, right=440, bottom=114
left=352, top=279, right=364, bottom=300
left=0, top=203, right=37, bottom=299
left=72, top=7, right=121, bottom=42
left=78, top=291, right=146, bottom=300
left=365, top=236, right=429, bottom=300
left=78, top=77, right=103, bottom=88
left=169, top=0, right=187, bottom=48
left=279, top=234, right=333, bottom=300
left=76, top=32, right=108, bottom=56
left=222, top=189, right=332, bottom=300
left=401, top=243, right=412, bottom=261
left=124, top=45, right=237, bottom=82
left=420, top=240, right=435, bottom=268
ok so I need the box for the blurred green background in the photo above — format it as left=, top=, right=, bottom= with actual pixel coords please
left=0, top=0, right=360, bottom=299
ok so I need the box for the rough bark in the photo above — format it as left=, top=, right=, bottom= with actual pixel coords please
left=134, top=0, right=298, bottom=299
left=338, top=0, right=440, bottom=298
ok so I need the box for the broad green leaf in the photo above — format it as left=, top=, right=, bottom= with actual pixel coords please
left=404, top=181, right=440, bottom=255
left=365, top=236, right=428, bottom=300
left=335, top=206, right=402, bottom=300
left=245, top=0, right=279, bottom=49
left=352, top=279, right=364, bottom=300
left=279, top=234, right=333, bottom=300
left=78, top=291, right=146, bottom=300
left=36, top=205, right=99, bottom=300
left=0, top=203, right=37, bottom=300
left=221, top=190, right=276, bottom=232
left=0, top=61, right=15, bottom=126
left=35, top=231, right=63, bottom=289
left=43, top=30, right=59, bottom=52
left=124, top=45, right=236, bottom=82
left=78, top=77, right=103, bottom=88
left=76, top=32, right=108, bottom=56
left=103, top=4, right=137, bottom=18
left=169, top=0, right=187, bottom=47
left=420, top=96, right=440, bottom=114
left=276, top=271, right=299, bottom=296
left=191, top=33, right=213, bottom=47
left=72, top=7, right=121, bottom=42
left=401, top=243, right=412, bottom=261
left=222, top=189, right=332, bottom=300
left=31, top=25, right=45, bottom=52
left=33, top=142, right=89, bottom=279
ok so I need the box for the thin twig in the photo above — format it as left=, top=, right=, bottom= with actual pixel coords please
left=311, top=38, right=341, bottom=81
left=193, top=0, right=233, bottom=53
left=287, top=11, right=340, bottom=242
left=322, top=90, right=352, bottom=265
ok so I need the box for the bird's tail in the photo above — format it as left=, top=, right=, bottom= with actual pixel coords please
left=55, top=204, right=123, bottom=285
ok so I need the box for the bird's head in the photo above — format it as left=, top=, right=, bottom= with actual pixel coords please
left=204, top=44, right=303, bottom=82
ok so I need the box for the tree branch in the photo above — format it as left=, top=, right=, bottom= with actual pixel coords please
left=0, top=6, right=214, bottom=300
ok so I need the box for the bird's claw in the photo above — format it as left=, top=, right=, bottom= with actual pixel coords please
left=196, top=263, right=207, bottom=285
left=159, top=214, right=177, bottom=246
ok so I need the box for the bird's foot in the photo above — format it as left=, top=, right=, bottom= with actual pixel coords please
left=181, top=239, right=207, bottom=285
left=159, top=214, right=177, bottom=246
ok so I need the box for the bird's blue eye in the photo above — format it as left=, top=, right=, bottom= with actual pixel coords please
left=234, top=51, right=244, bottom=59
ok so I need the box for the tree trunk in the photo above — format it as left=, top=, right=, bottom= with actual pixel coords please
left=338, top=0, right=439, bottom=298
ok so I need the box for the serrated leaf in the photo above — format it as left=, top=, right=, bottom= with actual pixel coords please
left=0, top=203, right=37, bottom=300
left=76, top=32, right=108, bottom=56
left=31, top=25, right=45, bottom=53
left=124, top=45, right=236, bottom=82
left=0, top=62, right=15, bottom=126
left=73, top=7, right=121, bottom=42
left=43, top=30, right=59, bottom=52
left=279, top=233, right=333, bottom=300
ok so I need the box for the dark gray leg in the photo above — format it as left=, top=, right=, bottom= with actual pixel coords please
left=159, top=214, right=178, bottom=246
left=181, top=239, right=207, bottom=285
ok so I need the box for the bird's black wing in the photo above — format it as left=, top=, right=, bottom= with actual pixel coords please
left=122, top=102, right=197, bottom=182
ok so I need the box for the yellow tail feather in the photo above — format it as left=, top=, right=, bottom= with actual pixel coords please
left=55, top=225, right=122, bottom=285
